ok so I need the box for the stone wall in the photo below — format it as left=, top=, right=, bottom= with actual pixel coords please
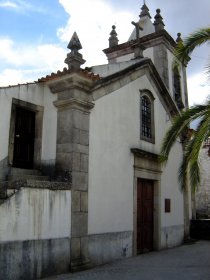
left=196, top=147, right=210, bottom=218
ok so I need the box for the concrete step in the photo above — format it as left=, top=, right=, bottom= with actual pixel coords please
left=8, top=175, right=49, bottom=181
left=10, top=168, right=41, bottom=176
left=8, top=175, right=49, bottom=189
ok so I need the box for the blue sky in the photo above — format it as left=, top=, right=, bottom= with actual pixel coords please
left=0, top=0, right=209, bottom=105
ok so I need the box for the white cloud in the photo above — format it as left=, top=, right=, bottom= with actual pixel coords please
left=0, top=0, right=47, bottom=13
left=0, top=37, right=67, bottom=86
left=0, top=1, right=17, bottom=8
left=0, top=38, right=66, bottom=69
left=58, top=0, right=134, bottom=66
left=188, top=73, right=210, bottom=106
left=0, top=69, right=26, bottom=86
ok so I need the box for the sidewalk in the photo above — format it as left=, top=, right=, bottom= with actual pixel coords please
left=41, top=240, right=210, bottom=280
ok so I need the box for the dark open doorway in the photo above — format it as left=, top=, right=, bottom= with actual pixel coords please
left=13, top=107, right=35, bottom=169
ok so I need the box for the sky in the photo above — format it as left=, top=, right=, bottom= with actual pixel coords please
left=0, top=0, right=209, bottom=106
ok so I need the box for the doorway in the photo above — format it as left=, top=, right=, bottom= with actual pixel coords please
left=137, top=178, right=154, bottom=253
left=13, top=107, right=35, bottom=169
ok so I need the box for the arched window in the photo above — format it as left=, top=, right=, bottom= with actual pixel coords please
left=140, top=91, right=155, bottom=143
left=173, top=67, right=184, bottom=110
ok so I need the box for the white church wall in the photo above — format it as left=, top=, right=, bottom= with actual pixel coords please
left=160, top=141, right=185, bottom=248
left=0, top=188, right=71, bottom=242
left=0, top=84, right=42, bottom=162
left=92, top=59, right=141, bottom=77
left=88, top=73, right=185, bottom=251
left=89, top=79, right=139, bottom=235
left=41, top=85, right=57, bottom=164
left=143, top=47, right=154, bottom=63
left=0, top=188, right=71, bottom=279
left=0, top=83, right=57, bottom=172
left=116, top=53, right=134, bottom=63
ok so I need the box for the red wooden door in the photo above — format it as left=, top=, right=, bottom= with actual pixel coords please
left=137, top=178, right=154, bottom=253
left=13, top=107, right=35, bottom=169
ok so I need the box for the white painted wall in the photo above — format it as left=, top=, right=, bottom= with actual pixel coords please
left=88, top=74, right=185, bottom=237
left=89, top=78, right=143, bottom=234
left=0, top=188, right=71, bottom=242
left=116, top=53, right=134, bottom=63
left=92, top=59, right=142, bottom=78
left=144, top=47, right=154, bottom=63
left=161, top=142, right=184, bottom=226
left=0, top=83, right=57, bottom=163
left=42, top=85, right=57, bottom=161
left=88, top=72, right=184, bottom=247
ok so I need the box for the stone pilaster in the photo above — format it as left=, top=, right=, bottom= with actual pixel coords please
left=153, top=43, right=169, bottom=88
left=50, top=73, right=94, bottom=272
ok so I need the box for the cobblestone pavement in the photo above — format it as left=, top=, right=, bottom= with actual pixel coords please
left=41, top=240, right=210, bottom=280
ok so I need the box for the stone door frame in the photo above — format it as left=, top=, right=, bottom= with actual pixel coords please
left=8, top=98, right=44, bottom=169
left=131, top=148, right=162, bottom=255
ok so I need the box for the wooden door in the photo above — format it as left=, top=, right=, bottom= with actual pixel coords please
left=13, top=107, right=35, bottom=169
left=137, top=178, right=154, bottom=253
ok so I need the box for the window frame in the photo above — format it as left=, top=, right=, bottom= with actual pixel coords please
left=173, top=66, right=184, bottom=110
left=140, top=90, right=155, bottom=144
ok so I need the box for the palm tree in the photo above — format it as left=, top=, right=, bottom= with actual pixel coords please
left=160, top=27, right=210, bottom=192
left=176, top=28, right=210, bottom=75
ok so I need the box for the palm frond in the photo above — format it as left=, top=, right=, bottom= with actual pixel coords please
left=159, top=102, right=210, bottom=164
left=178, top=112, right=210, bottom=191
left=176, top=27, right=210, bottom=63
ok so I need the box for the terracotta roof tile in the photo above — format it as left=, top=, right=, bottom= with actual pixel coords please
left=37, top=67, right=101, bottom=83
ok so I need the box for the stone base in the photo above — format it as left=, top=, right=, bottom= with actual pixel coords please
left=88, top=231, right=133, bottom=266
left=0, top=238, right=70, bottom=280
left=70, top=258, right=91, bottom=272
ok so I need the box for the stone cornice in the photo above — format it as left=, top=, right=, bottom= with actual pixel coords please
left=54, top=98, right=95, bottom=112
left=47, top=72, right=94, bottom=94
left=104, top=30, right=177, bottom=57
left=131, top=148, right=159, bottom=161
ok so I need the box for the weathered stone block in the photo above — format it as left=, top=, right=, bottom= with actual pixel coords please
left=72, top=171, right=88, bottom=191
left=71, top=212, right=88, bottom=237
left=73, top=144, right=89, bottom=154
left=72, top=110, right=89, bottom=131
left=57, top=143, right=73, bottom=153
left=71, top=237, right=81, bottom=259
left=72, top=152, right=80, bottom=171
left=80, top=154, right=88, bottom=173
left=56, top=153, right=72, bottom=170
left=80, top=130, right=89, bottom=146
left=71, top=191, right=81, bottom=212
left=81, top=191, right=88, bottom=212
left=73, top=128, right=80, bottom=144
left=81, top=236, right=89, bottom=260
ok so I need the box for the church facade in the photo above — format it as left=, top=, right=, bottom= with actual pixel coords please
left=0, top=4, right=192, bottom=279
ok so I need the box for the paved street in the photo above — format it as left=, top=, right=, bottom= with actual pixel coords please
left=42, top=240, right=210, bottom=280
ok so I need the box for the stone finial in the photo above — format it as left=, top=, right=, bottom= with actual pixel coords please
left=65, top=32, right=86, bottom=70
left=109, top=25, right=119, bottom=48
left=176, top=32, right=183, bottom=43
left=139, top=2, right=151, bottom=18
left=154, top=9, right=165, bottom=32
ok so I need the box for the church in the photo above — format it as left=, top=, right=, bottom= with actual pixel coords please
left=0, top=3, right=192, bottom=279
